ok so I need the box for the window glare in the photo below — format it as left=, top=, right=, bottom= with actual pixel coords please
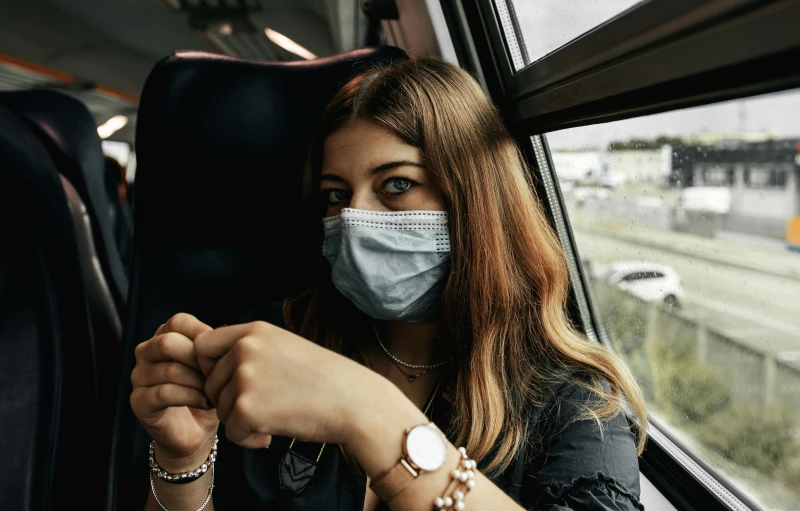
left=507, top=0, right=643, bottom=67
left=548, top=90, right=800, bottom=511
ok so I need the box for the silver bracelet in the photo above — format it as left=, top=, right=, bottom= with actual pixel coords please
left=150, top=462, right=215, bottom=511
left=433, top=447, right=476, bottom=511
left=149, top=436, right=218, bottom=484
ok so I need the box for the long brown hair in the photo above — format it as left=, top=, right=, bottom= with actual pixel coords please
left=285, top=57, right=647, bottom=474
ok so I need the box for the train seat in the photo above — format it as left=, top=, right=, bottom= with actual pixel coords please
left=0, top=90, right=129, bottom=312
left=0, top=104, right=106, bottom=510
left=108, top=45, right=407, bottom=510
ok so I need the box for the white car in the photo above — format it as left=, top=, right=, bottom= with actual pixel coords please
left=594, top=261, right=684, bottom=307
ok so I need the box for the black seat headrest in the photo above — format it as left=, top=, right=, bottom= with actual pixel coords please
left=133, top=46, right=408, bottom=318
left=109, top=47, right=407, bottom=510
left=0, top=90, right=128, bottom=310
left=135, top=47, right=407, bottom=246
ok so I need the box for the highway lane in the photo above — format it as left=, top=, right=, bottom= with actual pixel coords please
left=573, top=228, right=800, bottom=356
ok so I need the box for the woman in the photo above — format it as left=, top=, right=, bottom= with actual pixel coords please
left=130, top=57, right=647, bottom=511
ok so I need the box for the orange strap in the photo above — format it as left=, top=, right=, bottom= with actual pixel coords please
left=370, top=458, right=418, bottom=502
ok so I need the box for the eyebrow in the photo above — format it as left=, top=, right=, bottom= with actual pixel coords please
left=320, top=160, right=424, bottom=183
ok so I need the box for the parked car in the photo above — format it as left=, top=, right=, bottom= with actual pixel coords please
left=594, top=261, right=684, bottom=307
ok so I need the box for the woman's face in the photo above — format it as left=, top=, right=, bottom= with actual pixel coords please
left=320, top=120, right=446, bottom=217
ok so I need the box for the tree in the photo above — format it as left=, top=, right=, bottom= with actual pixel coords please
left=607, top=136, right=684, bottom=151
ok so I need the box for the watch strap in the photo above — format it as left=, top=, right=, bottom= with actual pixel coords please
left=370, top=458, right=418, bottom=502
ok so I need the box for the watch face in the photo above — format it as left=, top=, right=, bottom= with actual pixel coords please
left=405, top=424, right=447, bottom=472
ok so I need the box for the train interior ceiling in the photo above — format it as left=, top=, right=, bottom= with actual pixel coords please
left=0, top=0, right=444, bottom=151
left=1, top=1, right=799, bottom=511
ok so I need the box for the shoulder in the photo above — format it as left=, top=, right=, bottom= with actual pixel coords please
left=535, top=370, right=613, bottom=431
left=520, top=369, right=643, bottom=510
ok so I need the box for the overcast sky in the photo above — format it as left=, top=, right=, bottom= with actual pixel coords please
left=510, top=0, right=800, bottom=150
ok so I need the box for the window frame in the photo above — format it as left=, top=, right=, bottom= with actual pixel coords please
left=443, top=0, right=799, bottom=509
left=475, top=0, right=800, bottom=133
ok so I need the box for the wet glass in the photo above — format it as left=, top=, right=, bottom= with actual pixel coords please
left=547, top=89, right=800, bottom=511
left=502, top=0, right=643, bottom=69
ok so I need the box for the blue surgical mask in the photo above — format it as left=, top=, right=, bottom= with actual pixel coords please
left=322, top=208, right=451, bottom=321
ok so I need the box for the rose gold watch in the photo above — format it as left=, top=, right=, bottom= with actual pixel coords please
left=369, top=422, right=448, bottom=502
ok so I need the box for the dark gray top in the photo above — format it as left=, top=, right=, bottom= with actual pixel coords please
left=209, top=305, right=644, bottom=510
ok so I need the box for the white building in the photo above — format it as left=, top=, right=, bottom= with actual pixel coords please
left=550, top=151, right=603, bottom=183
left=606, top=150, right=663, bottom=183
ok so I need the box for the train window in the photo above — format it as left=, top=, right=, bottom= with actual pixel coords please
left=547, top=89, right=800, bottom=511
left=495, top=0, right=643, bottom=69
left=745, top=165, right=791, bottom=190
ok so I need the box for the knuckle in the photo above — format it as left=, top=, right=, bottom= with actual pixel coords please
left=134, top=339, right=149, bottom=359
left=236, top=336, right=259, bottom=355
left=129, top=388, right=144, bottom=412
left=234, top=363, right=254, bottom=385
left=164, top=314, right=180, bottom=332
left=130, top=365, right=143, bottom=386
left=156, top=332, right=182, bottom=355
left=232, top=394, right=254, bottom=420
left=156, top=384, right=172, bottom=403
left=155, top=334, right=170, bottom=353
left=253, top=320, right=274, bottom=336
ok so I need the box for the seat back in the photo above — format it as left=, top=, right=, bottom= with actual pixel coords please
left=104, top=156, right=134, bottom=267
left=108, top=46, right=407, bottom=510
left=0, top=105, right=103, bottom=510
left=0, top=90, right=129, bottom=311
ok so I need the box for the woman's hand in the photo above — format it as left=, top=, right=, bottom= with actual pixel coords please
left=130, top=313, right=219, bottom=472
left=195, top=321, right=384, bottom=450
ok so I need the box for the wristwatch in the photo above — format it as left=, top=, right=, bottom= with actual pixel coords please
left=370, top=422, right=448, bottom=502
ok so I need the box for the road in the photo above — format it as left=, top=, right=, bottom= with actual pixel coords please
left=573, top=228, right=800, bottom=359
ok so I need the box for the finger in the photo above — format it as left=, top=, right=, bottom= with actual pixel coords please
left=214, top=379, right=238, bottom=424
left=203, top=347, right=241, bottom=406
left=155, top=313, right=213, bottom=340
left=135, top=332, right=201, bottom=370
left=221, top=393, right=272, bottom=449
left=131, top=361, right=206, bottom=391
left=195, top=322, right=268, bottom=361
left=130, top=384, right=211, bottom=418
left=228, top=430, right=273, bottom=450
left=195, top=324, right=266, bottom=377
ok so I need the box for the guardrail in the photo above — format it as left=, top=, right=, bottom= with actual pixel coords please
left=592, top=281, right=800, bottom=413
left=572, top=196, right=800, bottom=280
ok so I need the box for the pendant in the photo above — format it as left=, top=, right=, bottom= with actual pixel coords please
left=279, top=441, right=326, bottom=496
left=408, top=375, right=417, bottom=382
left=279, top=450, right=316, bottom=495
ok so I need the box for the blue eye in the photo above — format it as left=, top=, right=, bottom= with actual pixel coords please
left=325, top=189, right=349, bottom=204
left=383, top=178, right=413, bottom=194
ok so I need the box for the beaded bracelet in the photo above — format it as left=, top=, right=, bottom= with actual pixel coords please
left=149, top=436, right=218, bottom=485
left=433, top=447, right=476, bottom=510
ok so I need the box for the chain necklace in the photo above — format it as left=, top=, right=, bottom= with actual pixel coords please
left=387, top=357, right=431, bottom=382
left=373, top=325, right=447, bottom=382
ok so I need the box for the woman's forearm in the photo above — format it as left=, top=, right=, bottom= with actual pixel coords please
left=144, top=441, right=216, bottom=511
left=345, top=380, right=525, bottom=511
left=144, top=472, right=214, bottom=511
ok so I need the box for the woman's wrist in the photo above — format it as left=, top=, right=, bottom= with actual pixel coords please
left=152, top=434, right=217, bottom=474
left=342, top=376, right=429, bottom=478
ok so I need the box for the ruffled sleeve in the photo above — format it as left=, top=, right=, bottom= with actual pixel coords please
left=536, top=473, right=644, bottom=511
left=519, top=377, right=643, bottom=511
